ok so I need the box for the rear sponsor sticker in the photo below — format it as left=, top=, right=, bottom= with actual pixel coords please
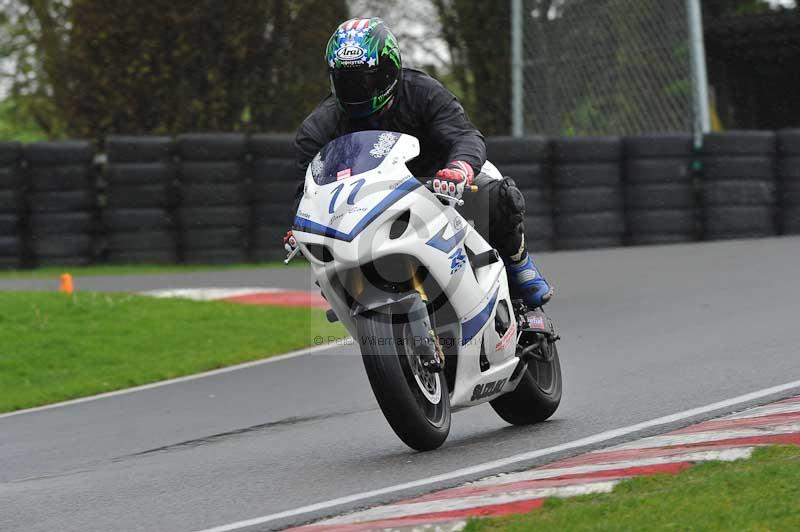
left=527, top=314, right=547, bottom=330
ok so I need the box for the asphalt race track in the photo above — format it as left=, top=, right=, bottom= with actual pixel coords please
left=2, top=237, right=800, bottom=532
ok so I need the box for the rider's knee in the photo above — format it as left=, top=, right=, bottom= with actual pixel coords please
left=496, top=177, right=525, bottom=226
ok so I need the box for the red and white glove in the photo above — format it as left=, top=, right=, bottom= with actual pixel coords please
left=432, top=161, right=475, bottom=200
left=283, top=230, right=298, bottom=254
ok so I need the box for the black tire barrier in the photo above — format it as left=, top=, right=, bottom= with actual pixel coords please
left=176, top=135, right=250, bottom=262
left=30, top=233, right=92, bottom=264
left=107, top=230, right=176, bottom=252
left=703, top=131, right=776, bottom=156
left=623, top=134, right=695, bottom=246
left=180, top=161, right=246, bottom=184
left=552, top=163, right=620, bottom=188
left=0, top=167, right=23, bottom=189
left=178, top=133, right=247, bottom=161
left=0, top=214, right=19, bottom=234
left=106, top=249, right=179, bottom=264
left=703, top=206, right=775, bottom=238
left=253, top=203, right=294, bottom=227
left=556, top=236, right=625, bottom=250
left=251, top=225, right=286, bottom=261
left=625, top=184, right=695, bottom=210
left=783, top=207, right=800, bottom=233
left=252, top=180, right=299, bottom=204
left=0, top=256, right=22, bottom=269
left=552, top=137, right=621, bottom=163
left=489, top=137, right=552, bottom=249
left=29, top=189, right=97, bottom=213
left=556, top=186, right=622, bottom=213
left=182, top=228, right=244, bottom=249
left=23, top=141, right=94, bottom=165
left=30, top=212, right=94, bottom=235
left=701, top=181, right=776, bottom=206
left=783, top=182, right=800, bottom=205
left=524, top=214, right=555, bottom=252
left=103, top=209, right=173, bottom=232
left=624, top=159, right=693, bottom=184
left=179, top=183, right=248, bottom=207
left=105, top=136, right=174, bottom=163
left=495, top=163, right=548, bottom=188
left=486, top=136, right=549, bottom=164
left=248, top=134, right=296, bottom=160
left=553, top=137, right=624, bottom=250
left=249, top=147, right=296, bottom=259
left=0, top=190, right=22, bottom=214
left=252, top=159, right=296, bottom=183
left=628, top=233, right=694, bottom=246
left=520, top=187, right=551, bottom=217
left=29, top=165, right=94, bottom=192
left=178, top=206, right=249, bottom=229
left=0, top=141, right=22, bottom=165
left=3, top=132, right=800, bottom=269
left=556, top=211, right=626, bottom=238
left=105, top=163, right=177, bottom=186
left=701, top=131, right=777, bottom=240
left=104, top=138, right=177, bottom=263
left=0, top=236, right=21, bottom=256
left=183, top=249, right=249, bottom=265
left=778, top=130, right=800, bottom=235
left=627, top=209, right=695, bottom=235
left=106, top=185, right=172, bottom=209
left=624, top=134, right=693, bottom=159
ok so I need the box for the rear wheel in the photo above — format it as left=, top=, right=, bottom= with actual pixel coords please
left=358, top=305, right=450, bottom=451
left=490, top=341, right=562, bottom=425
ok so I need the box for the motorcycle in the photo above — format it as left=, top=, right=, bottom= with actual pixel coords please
left=287, top=130, right=562, bottom=451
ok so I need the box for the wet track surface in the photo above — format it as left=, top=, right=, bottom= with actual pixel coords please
left=2, top=237, right=800, bottom=531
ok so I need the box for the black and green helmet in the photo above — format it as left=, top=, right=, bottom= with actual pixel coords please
left=326, top=18, right=402, bottom=119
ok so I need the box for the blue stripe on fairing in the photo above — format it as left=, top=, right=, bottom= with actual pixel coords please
left=461, top=288, right=499, bottom=346
left=426, top=224, right=467, bottom=253
left=293, top=178, right=421, bottom=242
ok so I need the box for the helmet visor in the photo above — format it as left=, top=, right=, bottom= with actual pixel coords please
left=332, top=67, right=393, bottom=105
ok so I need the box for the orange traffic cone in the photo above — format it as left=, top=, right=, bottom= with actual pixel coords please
left=60, top=273, right=74, bottom=294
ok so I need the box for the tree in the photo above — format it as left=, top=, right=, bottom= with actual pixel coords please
left=432, top=0, right=511, bottom=135
left=0, top=0, right=348, bottom=139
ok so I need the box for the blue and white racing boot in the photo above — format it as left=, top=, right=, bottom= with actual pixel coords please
left=507, top=252, right=553, bottom=309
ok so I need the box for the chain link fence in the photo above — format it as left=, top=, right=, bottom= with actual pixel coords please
left=518, top=0, right=694, bottom=136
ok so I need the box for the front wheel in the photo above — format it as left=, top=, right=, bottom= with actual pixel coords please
left=490, top=340, right=562, bottom=425
left=358, top=305, right=450, bottom=451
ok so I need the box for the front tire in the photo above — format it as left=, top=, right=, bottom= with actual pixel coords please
left=358, top=307, right=450, bottom=451
left=490, top=341, right=562, bottom=425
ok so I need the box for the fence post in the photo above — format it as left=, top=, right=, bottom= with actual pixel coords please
left=511, top=0, right=524, bottom=137
left=687, top=0, right=710, bottom=147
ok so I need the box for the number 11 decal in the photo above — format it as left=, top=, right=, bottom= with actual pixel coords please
left=329, top=178, right=366, bottom=214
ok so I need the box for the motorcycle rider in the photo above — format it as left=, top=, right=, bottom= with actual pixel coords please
left=285, top=17, right=553, bottom=308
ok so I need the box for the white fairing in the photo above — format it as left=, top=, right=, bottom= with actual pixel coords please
left=293, top=131, right=523, bottom=408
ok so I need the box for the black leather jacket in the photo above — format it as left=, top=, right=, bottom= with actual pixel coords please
left=293, top=68, right=486, bottom=202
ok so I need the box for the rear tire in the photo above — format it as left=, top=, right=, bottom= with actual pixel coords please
left=358, top=306, right=450, bottom=451
left=490, top=342, right=562, bottom=425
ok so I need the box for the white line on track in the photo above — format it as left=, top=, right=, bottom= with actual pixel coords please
left=192, top=379, right=800, bottom=532
left=0, top=342, right=344, bottom=420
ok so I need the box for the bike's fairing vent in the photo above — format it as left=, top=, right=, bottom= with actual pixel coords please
left=305, top=244, right=333, bottom=263
left=389, top=210, right=411, bottom=240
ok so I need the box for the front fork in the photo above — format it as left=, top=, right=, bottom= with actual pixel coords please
left=347, top=258, right=444, bottom=371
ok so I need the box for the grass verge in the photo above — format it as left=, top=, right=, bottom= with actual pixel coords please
left=465, top=445, right=800, bottom=532
left=0, top=261, right=306, bottom=280
left=0, top=291, right=346, bottom=413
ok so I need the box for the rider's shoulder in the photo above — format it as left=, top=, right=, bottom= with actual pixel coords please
left=299, top=94, right=340, bottom=129
left=402, top=68, right=451, bottom=98
left=402, top=68, right=440, bottom=87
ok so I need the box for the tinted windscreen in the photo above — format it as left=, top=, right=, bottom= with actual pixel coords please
left=311, top=131, right=400, bottom=185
